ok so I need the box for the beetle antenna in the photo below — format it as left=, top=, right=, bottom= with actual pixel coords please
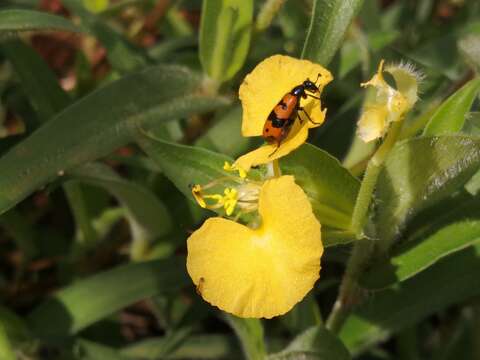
left=314, top=73, right=321, bottom=85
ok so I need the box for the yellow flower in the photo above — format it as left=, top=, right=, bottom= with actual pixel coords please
left=190, top=162, right=260, bottom=217
left=187, top=175, right=322, bottom=318
left=234, top=55, right=333, bottom=172
left=357, top=60, right=421, bottom=142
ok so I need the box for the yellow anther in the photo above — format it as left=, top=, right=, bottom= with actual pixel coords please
left=223, top=161, right=247, bottom=179
left=224, top=188, right=238, bottom=199
left=191, top=184, right=206, bottom=208
left=237, top=167, right=247, bottom=179
left=223, top=188, right=239, bottom=216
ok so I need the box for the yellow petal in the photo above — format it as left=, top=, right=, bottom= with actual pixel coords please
left=357, top=60, right=420, bottom=143
left=234, top=120, right=309, bottom=172
left=356, top=106, right=388, bottom=142
left=186, top=175, right=322, bottom=318
left=233, top=104, right=327, bottom=172
left=239, top=54, right=332, bottom=137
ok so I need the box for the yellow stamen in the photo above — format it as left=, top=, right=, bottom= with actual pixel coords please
left=191, top=184, right=207, bottom=208
left=223, top=188, right=239, bottom=216
left=224, top=161, right=247, bottom=179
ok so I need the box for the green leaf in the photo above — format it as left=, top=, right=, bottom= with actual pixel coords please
left=75, top=339, right=129, bottom=360
left=120, top=327, right=193, bottom=359
left=224, top=315, right=266, bottom=360
left=302, top=0, right=365, bottom=66
left=269, top=326, right=351, bottom=360
left=0, top=209, right=37, bottom=259
left=423, top=78, right=480, bottom=136
left=0, top=65, right=228, bottom=215
left=0, top=323, right=16, bottom=360
left=361, top=221, right=480, bottom=289
left=340, top=242, right=480, bottom=355
left=2, top=39, right=103, bottom=257
left=199, top=0, right=253, bottom=82
left=0, top=9, right=82, bottom=33
left=122, top=334, right=240, bottom=359
left=281, top=143, right=360, bottom=232
left=0, top=306, right=29, bottom=344
left=195, top=104, right=261, bottom=158
left=375, top=135, right=480, bottom=246
left=281, top=294, right=322, bottom=334
left=1, top=38, right=70, bottom=122
left=137, top=135, right=232, bottom=204
left=69, top=163, right=173, bottom=250
left=27, top=258, right=188, bottom=340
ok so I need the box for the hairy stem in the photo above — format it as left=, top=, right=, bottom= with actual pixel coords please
left=326, top=120, right=404, bottom=333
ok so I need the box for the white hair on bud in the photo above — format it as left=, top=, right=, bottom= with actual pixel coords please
left=386, top=60, right=425, bottom=83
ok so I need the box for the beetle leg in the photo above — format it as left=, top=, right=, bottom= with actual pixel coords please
left=297, top=111, right=305, bottom=124
left=300, top=108, right=321, bottom=125
left=268, top=141, right=281, bottom=157
left=305, top=92, right=321, bottom=100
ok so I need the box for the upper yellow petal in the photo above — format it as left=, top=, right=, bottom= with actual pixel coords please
left=239, top=54, right=332, bottom=137
left=234, top=116, right=309, bottom=172
left=186, top=175, right=322, bottom=318
left=233, top=102, right=327, bottom=172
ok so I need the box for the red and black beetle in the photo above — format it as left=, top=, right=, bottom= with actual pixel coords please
left=262, top=74, right=322, bottom=155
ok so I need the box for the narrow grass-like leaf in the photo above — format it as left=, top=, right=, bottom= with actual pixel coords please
left=361, top=221, right=480, bottom=289
left=27, top=258, right=188, bottom=339
left=2, top=38, right=105, bottom=255
left=199, top=0, right=253, bottom=82
left=281, top=143, right=360, bottom=232
left=120, top=327, right=193, bottom=359
left=69, top=162, right=172, bottom=240
left=0, top=65, right=228, bottom=215
left=1, top=39, right=70, bottom=121
left=75, top=339, right=130, bottom=360
left=423, top=78, right=480, bottom=135
left=269, top=326, right=351, bottom=360
left=121, top=334, right=240, bottom=359
left=302, top=0, right=365, bottom=66
left=137, top=135, right=232, bottom=204
left=340, top=242, right=480, bottom=355
left=62, top=0, right=148, bottom=72
left=224, top=315, right=266, bottom=360
left=375, top=135, right=480, bottom=246
left=0, top=9, right=82, bottom=33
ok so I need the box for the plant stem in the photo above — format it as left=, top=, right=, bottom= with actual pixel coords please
left=326, top=120, right=404, bottom=333
left=351, top=120, right=403, bottom=237
left=272, top=159, right=282, bottom=177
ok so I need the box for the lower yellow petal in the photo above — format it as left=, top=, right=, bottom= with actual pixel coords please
left=186, top=176, right=322, bottom=318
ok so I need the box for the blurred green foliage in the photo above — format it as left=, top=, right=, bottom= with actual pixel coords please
left=0, top=0, right=479, bottom=359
